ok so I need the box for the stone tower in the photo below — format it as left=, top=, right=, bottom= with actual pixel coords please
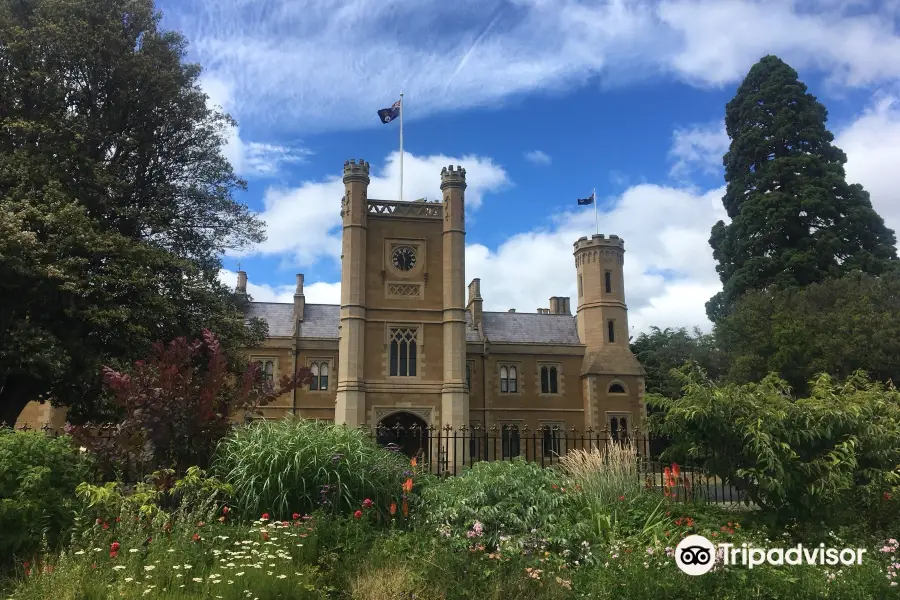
left=573, top=234, right=645, bottom=432
left=335, top=159, right=369, bottom=425
left=440, top=166, right=469, bottom=430
left=574, top=234, right=628, bottom=347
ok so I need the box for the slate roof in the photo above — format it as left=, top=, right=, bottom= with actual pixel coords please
left=481, top=312, right=581, bottom=345
left=245, top=303, right=583, bottom=346
left=245, top=302, right=340, bottom=339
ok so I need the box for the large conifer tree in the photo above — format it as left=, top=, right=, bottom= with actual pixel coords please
left=706, top=55, right=897, bottom=322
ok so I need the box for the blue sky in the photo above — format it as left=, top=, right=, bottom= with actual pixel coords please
left=156, top=0, right=900, bottom=334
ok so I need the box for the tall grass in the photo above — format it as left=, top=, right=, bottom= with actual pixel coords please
left=559, top=441, right=667, bottom=544
left=212, top=418, right=408, bottom=519
left=559, top=441, right=642, bottom=506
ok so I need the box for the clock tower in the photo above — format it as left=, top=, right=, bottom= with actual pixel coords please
left=334, top=159, right=469, bottom=445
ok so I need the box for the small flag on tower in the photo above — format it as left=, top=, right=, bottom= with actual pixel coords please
left=577, top=191, right=595, bottom=206
left=377, top=100, right=401, bottom=124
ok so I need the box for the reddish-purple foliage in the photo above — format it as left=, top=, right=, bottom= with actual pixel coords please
left=69, top=330, right=309, bottom=478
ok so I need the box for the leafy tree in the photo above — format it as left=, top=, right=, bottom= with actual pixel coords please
left=706, top=55, right=897, bottom=322
left=68, top=330, right=308, bottom=479
left=630, top=326, right=724, bottom=398
left=716, top=271, right=900, bottom=396
left=651, top=367, right=900, bottom=526
left=0, top=0, right=267, bottom=425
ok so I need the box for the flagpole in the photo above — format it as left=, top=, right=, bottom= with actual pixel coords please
left=399, top=92, right=404, bottom=202
left=593, top=188, right=598, bottom=234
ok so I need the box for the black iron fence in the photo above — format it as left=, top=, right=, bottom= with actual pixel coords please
left=5, top=421, right=747, bottom=505
left=361, top=424, right=746, bottom=505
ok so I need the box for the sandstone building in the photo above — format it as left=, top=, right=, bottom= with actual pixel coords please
left=15, top=159, right=647, bottom=459
left=235, top=159, right=646, bottom=456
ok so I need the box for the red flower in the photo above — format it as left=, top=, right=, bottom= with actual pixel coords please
left=292, top=513, right=300, bottom=520
left=192, top=533, right=200, bottom=542
left=109, top=551, right=118, bottom=558
left=115, top=517, right=120, bottom=523
left=262, top=531, right=270, bottom=541
left=389, top=503, right=397, bottom=516
left=618, top=495, right=625, bottom=501
left=884, top=492, right=892, bottom=501
left=23, top=561, right=30, bottom=569
left=110, top=542, right=120, bottom=552
left=353, top=510, right=363, bottom=519
left=362, top=499, right=373, bottom=509
left=102, top=523, right=109, bottom=530
left=261, top=513, right=270, bottom=520
left=222, top=506, right=230, bottom=515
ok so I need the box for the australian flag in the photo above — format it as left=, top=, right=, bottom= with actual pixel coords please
left=377, top=100, right=401, bottom=124
left=577, top=191, right=595, bottom=206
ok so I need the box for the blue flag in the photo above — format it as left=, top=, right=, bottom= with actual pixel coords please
left=577, top=192, right=595, bottom=206
left=377, top=100, right=401, bottom=124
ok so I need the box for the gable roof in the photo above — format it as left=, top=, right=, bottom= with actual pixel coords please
left=244, top=303, right=583, bottom=346
left=480, top=311, right=581, bottom=345
left=244, top=302, right=339, bottom=339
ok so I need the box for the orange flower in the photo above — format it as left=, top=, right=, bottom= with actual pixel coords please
left=402, top=478, right=413, bottom=493
left=410, top=457, right=417, bottom=467
left=402, top=499, right=409, bottom=517
left=389, top=502, right=397, bottom=516
left=672, top=463, right=681, bottom=478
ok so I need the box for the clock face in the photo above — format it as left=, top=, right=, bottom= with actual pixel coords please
left=392, top=246, right=417, bottom=271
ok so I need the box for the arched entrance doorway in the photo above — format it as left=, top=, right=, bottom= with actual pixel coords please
left=376, top=412, right=429, bottom=460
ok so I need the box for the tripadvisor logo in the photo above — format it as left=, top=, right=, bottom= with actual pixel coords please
left=675, top=534, right=867, bottom=576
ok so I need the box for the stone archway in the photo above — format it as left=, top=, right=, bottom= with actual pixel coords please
left=376, top=411, right=429, bottom=459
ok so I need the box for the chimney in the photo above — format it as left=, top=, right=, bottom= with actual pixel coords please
left=508, top=308, right=516, bottom=313
left=549, top=296, right=560, bottom=314
left=560, top=297, right=571, bottom=315
left=235, top=270, right=248, bottom=296
left=293, top=273, right=305, bottom=325
left=467, top=278, right=483, bottom=330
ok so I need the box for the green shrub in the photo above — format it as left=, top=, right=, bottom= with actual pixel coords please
left=651, top=368, right=900, bottom=525
left=418, top=458, right=569, bottom=549
left=0, top=429, right=94, bottom=568
left=212, top=418, right=408, bottom=519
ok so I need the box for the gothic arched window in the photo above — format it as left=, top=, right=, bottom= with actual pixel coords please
left=389, top=328, right=418, bottom=376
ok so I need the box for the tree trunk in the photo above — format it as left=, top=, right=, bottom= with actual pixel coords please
left=0, top=376, right=44, bottom=429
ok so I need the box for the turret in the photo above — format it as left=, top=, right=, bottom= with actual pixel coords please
left=573, top=234, right=628, bottom=348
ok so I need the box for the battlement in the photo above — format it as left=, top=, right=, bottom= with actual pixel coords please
left=343, top=159, right=370, bottom=182
left=573, top=234, right=625, bottom=252
left=440, top=164, right=467, bottom=189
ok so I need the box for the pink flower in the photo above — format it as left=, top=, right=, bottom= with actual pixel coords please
left=353, top=510, right=363, bottom=519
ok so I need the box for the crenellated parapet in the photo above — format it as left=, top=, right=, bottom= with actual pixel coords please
left=573, top=234, right=625, bottom=251
left=343, top=159, right=370, bottom=183
left=440, top=165, right=467, bottom=190
left=573, top=234, right=625, bottom=267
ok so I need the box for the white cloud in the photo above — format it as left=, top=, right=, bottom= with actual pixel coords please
left=524, top=150, right=552, bottom=165
left=466, top=184, right=727, bottom=333
left=836, top=94, right=900, bottom=235
left=668, top=121, right=729, bottom=180
left=166, top=0, right=900, bottom=134
left=229, top=150, right=510, bottom=265
left=201, top=75, right=312, bottom=178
